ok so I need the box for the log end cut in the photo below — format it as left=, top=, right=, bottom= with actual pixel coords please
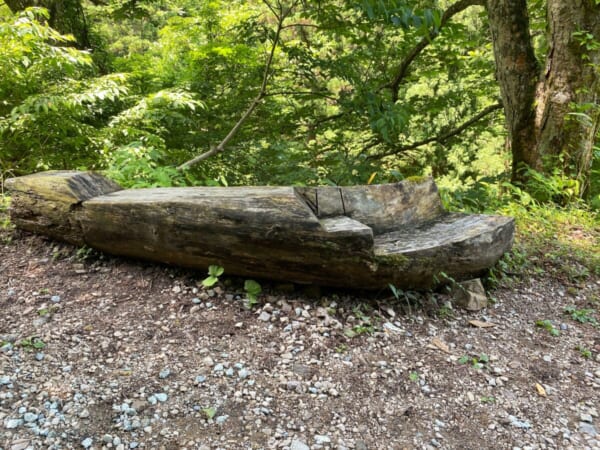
left=5, top=171, right=122, bottom=245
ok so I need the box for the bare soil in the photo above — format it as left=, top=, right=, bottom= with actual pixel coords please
left=1, top=229, right=599, bottom=450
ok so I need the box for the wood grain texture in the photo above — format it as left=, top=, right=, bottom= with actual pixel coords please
left=6, top=171, right=515, bottom=289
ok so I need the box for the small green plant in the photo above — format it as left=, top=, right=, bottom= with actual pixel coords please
left=564, top=305, right=598, bottom=325
left=37, top=305, right=58, bottom=317
left=76, top=246, right=94, bottom=261
left=389, top=284, right=420, bottom=315
left=202, top=406, right=217, bottom=420
left=458, top=353, right=489, bottom=370
left=202, top=265, right=224, bottom=287
left=0, top=192, right=12, bottom=231
left=18, top=337, right=46, bottom=350
left=335, top=344, right=348, bottom=353
left=437, top=304, right=455, bottom=320
left=480, top=396, right=496, bottom=404
left=244, top=279, right=262, bottom=307
left=409, top=371, right=419, bottom=382
left=343, top=304, right=378, bottom=337
left=576, top=345, right=592, bottom=359
left=535, top=319, right=560, bottom=336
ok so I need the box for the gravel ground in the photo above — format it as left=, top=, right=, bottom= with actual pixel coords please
left=1, top=232, right=599, bottom=450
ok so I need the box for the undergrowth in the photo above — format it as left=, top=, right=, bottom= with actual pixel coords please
left=443, top=171, right=599, bottom=288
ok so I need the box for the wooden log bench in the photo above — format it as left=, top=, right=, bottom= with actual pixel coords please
left=5, top=171, right=515, bottom=289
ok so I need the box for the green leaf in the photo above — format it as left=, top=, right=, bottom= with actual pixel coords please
left=343, top=328, right=357, bottom=338
left=202, top=276, right=218, bottom=287
left=244, top=279, right=261, bottom=296
left=208, top=265, right=224, bottom=277
left=202, top=407, right=216, bottom=419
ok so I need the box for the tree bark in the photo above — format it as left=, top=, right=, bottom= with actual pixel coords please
left=534, top=0, right=600, bottom=194
left=487, top=0, right=600, bottom=193
left=486, top=0, right=540, bottom=180
left=4, top=0, right=90, bottom=48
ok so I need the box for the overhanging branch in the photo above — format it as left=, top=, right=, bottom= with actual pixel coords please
left=385, top=0, right=485, bottom=102
left=177, top=0, right=298, bottom=171
left=366, top=102, right=502, bottom=160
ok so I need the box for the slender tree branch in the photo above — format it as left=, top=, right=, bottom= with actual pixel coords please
left=264, top=90, right=337, bottom=101
left=177, top=1, right=297, bottom=171
left=313, top=112, right=345, bottom=125
left=281, top=22, right=320, bottom=30
left=385, top=0, right=485, bottom=102
left=366, top=102, right=502, bottom=160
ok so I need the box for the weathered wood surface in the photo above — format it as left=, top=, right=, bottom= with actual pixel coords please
left=5, top=171, right=122, bottom=245
left=5, top=171, right=515, bottom=289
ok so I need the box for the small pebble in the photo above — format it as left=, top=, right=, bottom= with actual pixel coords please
left=154, top=393, right=168, bottom=402
left=290, top=440, right=310, bottom=450
left=215, top=415, right=229, bottom=425
left=23, top=412, right=38, bottom=423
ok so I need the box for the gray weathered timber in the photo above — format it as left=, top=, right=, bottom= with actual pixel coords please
left=5, top=171, right=515, bottom=289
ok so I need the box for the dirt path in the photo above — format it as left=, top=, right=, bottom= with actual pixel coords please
left=1, top=232, right=599, bottom=450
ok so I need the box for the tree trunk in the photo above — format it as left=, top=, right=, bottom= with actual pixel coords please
left=487, top=0, right=600, bottom=194
left=4, top=0, right=90, bottom=48
left=5, top=171, right=515, bottom=290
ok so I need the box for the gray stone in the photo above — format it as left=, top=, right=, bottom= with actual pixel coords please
left=258, top=311, right=271, bottom=322
left=290, top=440, right=310, bottom=450
left=4, top=418, right=23, bottom=429
left=508, top=415, right=531, bottom=429
left=354, top=440, right=368, bottom=450
left=154, top=393, right=168, bottom=402
left=23, top=412, right=38, bottom=422
left=579, top=422, right=597, bottom=436
left=215, top=415, right=229, bottom=425
left=10, top=439, right=31, bottom=450
left=81, top=437, right=93, bottom=448
left=450, top=278, right=488, bottom=311
left=315, top=434, right=331, bottom=444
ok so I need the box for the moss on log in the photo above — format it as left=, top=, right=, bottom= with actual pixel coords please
left=5, top=171, right=122, bottom=245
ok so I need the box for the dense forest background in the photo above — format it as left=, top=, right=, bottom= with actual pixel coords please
left=0, top=0, right=599, bottom=211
